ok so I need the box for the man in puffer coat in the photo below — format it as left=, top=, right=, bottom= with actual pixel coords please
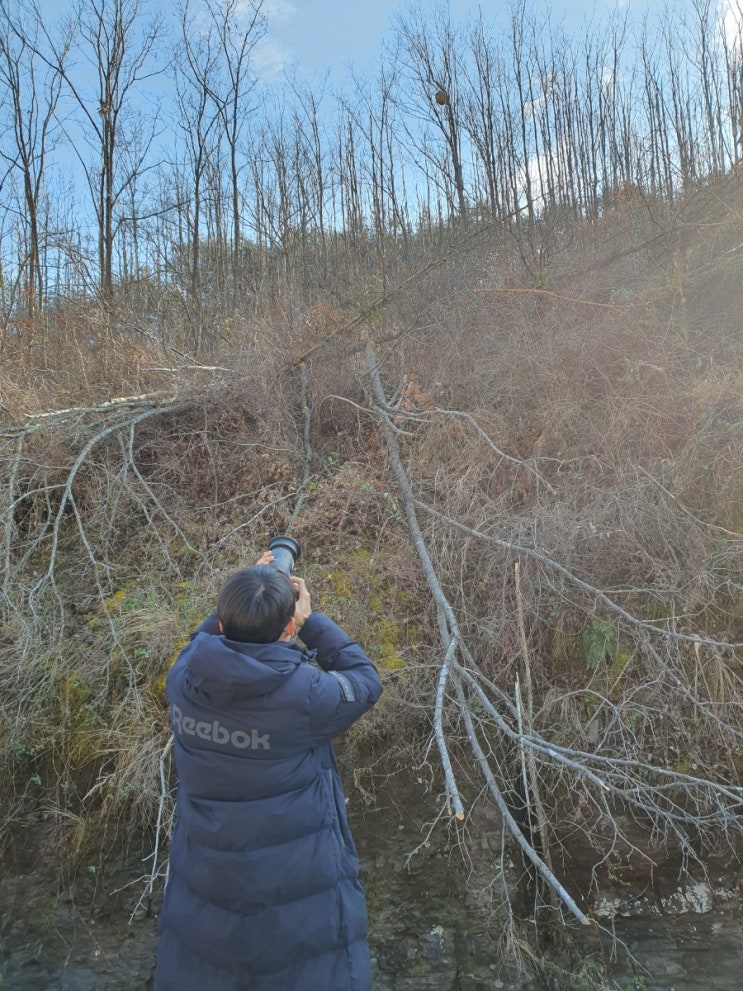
left=153, top=556, right=382, bottom=991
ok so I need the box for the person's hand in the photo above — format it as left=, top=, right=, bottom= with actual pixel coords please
left=255, top=551, right=274, bottom=566
left=289, top=575, right=312, bottom=633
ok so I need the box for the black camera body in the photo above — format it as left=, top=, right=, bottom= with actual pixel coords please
left=268, top=535, right=301, bottom=576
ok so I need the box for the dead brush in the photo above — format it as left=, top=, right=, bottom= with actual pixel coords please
left=1, top=165, right=742, bottom=959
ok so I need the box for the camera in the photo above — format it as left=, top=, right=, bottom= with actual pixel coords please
left=268, top=535, right=301, bottom=577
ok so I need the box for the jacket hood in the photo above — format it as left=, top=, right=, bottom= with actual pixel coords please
left=183, top=632, right=312, bottom=704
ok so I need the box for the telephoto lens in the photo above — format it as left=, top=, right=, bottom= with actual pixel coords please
left=267, top=535, right=301, bottom=576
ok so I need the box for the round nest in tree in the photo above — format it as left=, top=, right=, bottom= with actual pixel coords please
left=435, top=90, right=448, bottom=105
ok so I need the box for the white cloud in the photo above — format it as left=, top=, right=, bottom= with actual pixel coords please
left=720, top=0, right=743, bottom=47
left=262, top=0, right=297, bottom=27
left=249, top=0, right=297, bottom=78
left=254, top=36, right=291, bottom=78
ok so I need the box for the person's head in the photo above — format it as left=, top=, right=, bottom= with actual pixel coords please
left=217, top=566, right=296, bottom=643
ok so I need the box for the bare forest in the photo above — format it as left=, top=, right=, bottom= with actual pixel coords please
left=1, top=0, right=743, bottom=984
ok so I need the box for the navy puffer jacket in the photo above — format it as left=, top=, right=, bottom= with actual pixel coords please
left=153, top=610, right=382, bottom=991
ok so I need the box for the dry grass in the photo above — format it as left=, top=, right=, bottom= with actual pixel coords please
left=1, top=175, right=742, bottom=940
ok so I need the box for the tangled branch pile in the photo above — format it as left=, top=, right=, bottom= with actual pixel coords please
left=1, top=175, right=742, bottom=956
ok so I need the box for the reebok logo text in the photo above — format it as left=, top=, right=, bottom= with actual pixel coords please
left=172, top=704, right=271, bottom=750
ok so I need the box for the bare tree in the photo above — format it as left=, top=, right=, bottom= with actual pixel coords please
left=285, top=71, right=331, bottom=278
left=201, top=0, right=265, bottom=311
left=30, top=0, right=163, bottom=312
left=690, top=0, right=728, bottom=175
left=243, top=95, right=307, bottom=300
left=639, top=27, right=675, bottom=201
left=334, top=105, right=364, bottom=246
left=460, top=12, right=506, bottom=220
left=342, top=57, right=410, bottom=284
left=173, top=0, right=224, bottom=338
left=392, top=2, right=469, bottom=223
left=720, top=0, right=743, bottom=161
left=0, top=2, right=68, bottom=320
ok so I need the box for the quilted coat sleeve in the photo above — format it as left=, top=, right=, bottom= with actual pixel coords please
left=300, top=612, right=382, bottom=743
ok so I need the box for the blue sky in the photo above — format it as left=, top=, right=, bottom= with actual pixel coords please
left=256, top=0, right=642, bottom=81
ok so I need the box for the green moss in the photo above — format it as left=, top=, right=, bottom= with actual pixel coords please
left=549, top=628, right=584, bottom=679
left=607, top=648, right=632, bottom=699
left=59, top=671, right=102, bottom=765
left=311, top=545, right=422, bottom=673
left=150, top=635, right=190, bottom=702
left=369, top=618, right=405, bottom=670
left=326, top=568, right=353, bottom=605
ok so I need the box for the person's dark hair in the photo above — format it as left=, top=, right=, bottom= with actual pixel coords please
left=217, top=566, right=296, bottom=643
